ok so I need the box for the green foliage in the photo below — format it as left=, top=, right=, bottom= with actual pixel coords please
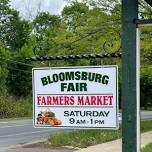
left=33, top=12, right=61, bottom=32
left=45, top=120, right=152, bottom=148
left=0, top=0, right=12, bottom=46
left=6, top=12, right=31, bottom=51
left=0, top=0, right=31, bottom=51
left=0, top=42, right=10, bottom=94
left=0, top=0, right=151, bottom=107
left=33, top=12, right=61, bottom=55
left=0, top=95, right=32, bottom=118
left=141, top=120, right=152, bottom=132
left=141, top=143, right=152, bottom=152
left=47, top=129, right=121, bottom=148
left=139, top=0, right=152, bottom=19
left=140, top=69, right=152, bottom=109
left=62, top=2, right=89, bottom=31
left=6, top=56, right=33, bottom=97
left=141, top=26, right=152, bottom=65
left=48, top=1, right=121, bottom=64
left=118, top=67, right=152, bottom=110
left=6, top=35, right=35, bottom=97
left=7, top=64, right=32, bottom=97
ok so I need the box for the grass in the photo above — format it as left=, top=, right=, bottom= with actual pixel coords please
left=141, top=143, right=152, bottom=152
left=0, top=95, right=32, bottom=119
left=46, top=129, right=121, bottom=148
left=141, top=120, right=152, bottom=132
left=141, top=107, right=152, bottom=111
left=45, top=120, right=152, bottom=148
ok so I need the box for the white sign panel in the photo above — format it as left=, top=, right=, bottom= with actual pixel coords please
left=33, top=66, right=118, bottom=129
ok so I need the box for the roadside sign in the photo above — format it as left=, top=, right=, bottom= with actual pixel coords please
left=33, top=66, right=118, bottom=129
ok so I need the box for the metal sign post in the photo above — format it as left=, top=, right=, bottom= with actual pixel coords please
left=136, top=28, right=141, bottom=152
left=122, top=0, right=140, bottom=152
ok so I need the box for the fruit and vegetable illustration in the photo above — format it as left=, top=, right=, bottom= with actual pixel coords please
left=36, top=110, right=62, bottom=126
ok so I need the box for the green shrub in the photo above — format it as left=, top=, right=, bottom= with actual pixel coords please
left=140, top=71, right=152, bottom=110
left=47, top=129, right=121, bottom=148
left=118, top=71, right=152, bottom=110
left=0, top=95, right=32, bottom=118
left=46, top=121, right=152, bottom=148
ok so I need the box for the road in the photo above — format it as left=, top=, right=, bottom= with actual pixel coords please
left=118, top=111, right=152, bottom=122
left=0, top=119, right=67, bottom=151
left=0, top=111, right=152, bottom=151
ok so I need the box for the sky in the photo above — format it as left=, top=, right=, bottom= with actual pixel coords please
left=10, top=0, right=68, bottom=19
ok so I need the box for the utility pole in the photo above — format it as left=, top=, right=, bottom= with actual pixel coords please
left=122, top=0, right=140, bottom=152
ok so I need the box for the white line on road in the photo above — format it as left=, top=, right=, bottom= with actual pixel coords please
left=0, top=120, right=31, bottom=124
left=0, top=129, right=56, bottom=138
left=0, top=124, right=30, bottom=129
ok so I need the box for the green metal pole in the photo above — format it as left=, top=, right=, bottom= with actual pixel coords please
left=122, top=0, right=140, bottom=152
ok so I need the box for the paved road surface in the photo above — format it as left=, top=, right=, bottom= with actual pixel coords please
left=0, top=111, right=152, bottom=151
left=118, top=111, right=152, bottom=122
left=140, top=111, right=152, bottom=120
left=0, top=119, right=67, bottom=151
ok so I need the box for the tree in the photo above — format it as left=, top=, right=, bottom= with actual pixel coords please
left=140, top=69, right=152, bottom=110
left=6, top=36, right=36, bottom=97
left=139, top=0, right=152, bottom=19
left=0, top=0, right=12, bottom=47
left=7, top=62, right=32, bottom=97
left=141, top=26, right=152, bottom=65
left=0, top=0, right=31, bottom=52
left=58, top=1, right=121, bottom=55
left=62, top=1, right=89, bottom=31
left=33, top=1, right=121, bottom=68
left=32, top=12, right=61, bottom=55
left=6, top=53, right=33, bottom=97
left=6, top=10, right=31, bottom=52
left=0, top=42, right=10, bottom=95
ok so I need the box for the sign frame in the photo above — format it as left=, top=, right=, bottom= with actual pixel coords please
left=32, top=65, right=119, bottom=129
